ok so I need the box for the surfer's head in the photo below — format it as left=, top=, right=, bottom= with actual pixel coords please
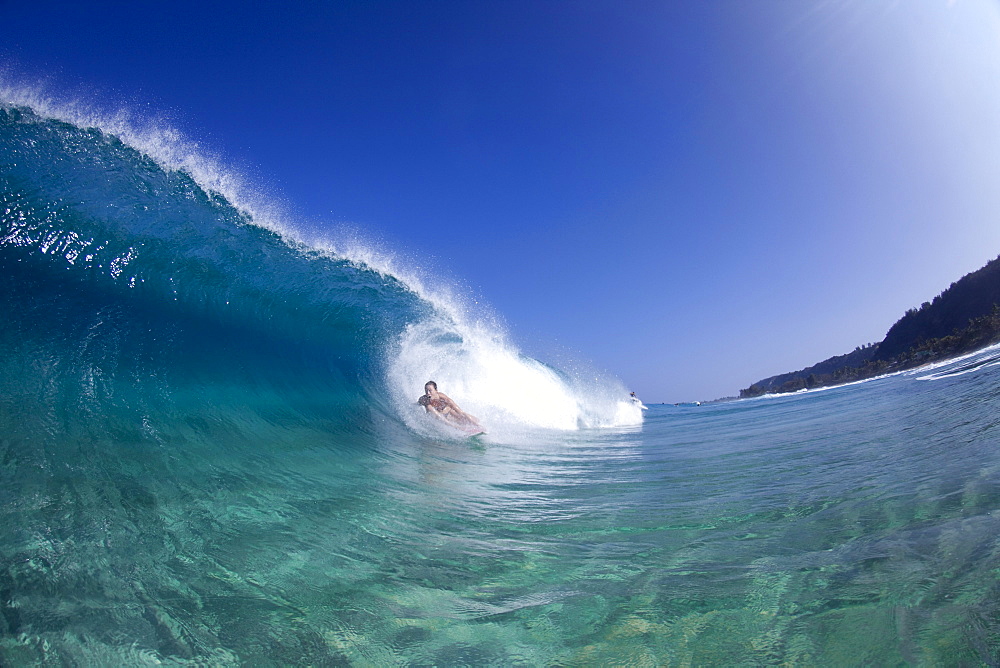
left=424, top=381, right=438, bottom=395
left=417, top=395, right=430, bottom=406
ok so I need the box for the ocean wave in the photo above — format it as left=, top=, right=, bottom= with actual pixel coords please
left=0, top=84, right=641, bottom=448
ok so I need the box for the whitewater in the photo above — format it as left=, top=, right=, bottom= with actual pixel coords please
left=3, top=90, right=1000, bottom=665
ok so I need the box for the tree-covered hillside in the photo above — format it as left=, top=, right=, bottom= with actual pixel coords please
left=875, top=256, right=1000, bottom=360
left=741, top=255, right=1000, bottom=398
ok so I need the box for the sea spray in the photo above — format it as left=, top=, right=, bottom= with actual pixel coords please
left=388, top=315, right=640, bottom=435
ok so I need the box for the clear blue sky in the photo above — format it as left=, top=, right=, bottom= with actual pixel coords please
left=4, top=0, right=1000, bottom=402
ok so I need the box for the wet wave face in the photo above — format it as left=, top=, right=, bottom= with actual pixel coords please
left=0, top=87, right=653, bottom=665
left=0, top=90, right=641, bottom=450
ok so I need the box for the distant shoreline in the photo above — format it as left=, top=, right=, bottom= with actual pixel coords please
left=741, top=308, right=1000, bottom=398
left=739, top=254, right=1000, bottom=399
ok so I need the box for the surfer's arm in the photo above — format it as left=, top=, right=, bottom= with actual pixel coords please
left=444, top=398, right=481, bottom=426
left=439, top=394, right=461, bottom=411
left=424, top=403, right=451, bottom=421
left=441, top=394, right=480, bottom=427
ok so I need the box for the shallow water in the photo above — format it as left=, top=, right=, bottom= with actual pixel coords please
left=3, top=349, right=1000, bottom=665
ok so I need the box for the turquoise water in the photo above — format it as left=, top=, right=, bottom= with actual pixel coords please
left=3, top=98, right=1000, bottom=665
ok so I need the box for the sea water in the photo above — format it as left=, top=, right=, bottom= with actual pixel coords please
left=3, top=94, right=1000, bottom=665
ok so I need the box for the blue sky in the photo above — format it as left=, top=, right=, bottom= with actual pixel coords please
left=4, top=0, right=1000, bottom=402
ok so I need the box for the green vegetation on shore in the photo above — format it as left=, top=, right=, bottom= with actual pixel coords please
left=741, top=255, right=1000, bottom=398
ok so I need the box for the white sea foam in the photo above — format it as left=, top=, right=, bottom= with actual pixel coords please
left=386, top=314, right=642, bottom=437
left=0, top=75, right=643, bottom=434
left=914, top=342, right=1000, bottom=381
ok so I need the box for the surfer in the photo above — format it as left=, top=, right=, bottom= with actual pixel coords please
left=419, top=381, right=482, bottom=430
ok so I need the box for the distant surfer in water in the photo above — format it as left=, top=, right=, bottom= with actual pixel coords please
left=418, top=381, right=482, bottom=432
